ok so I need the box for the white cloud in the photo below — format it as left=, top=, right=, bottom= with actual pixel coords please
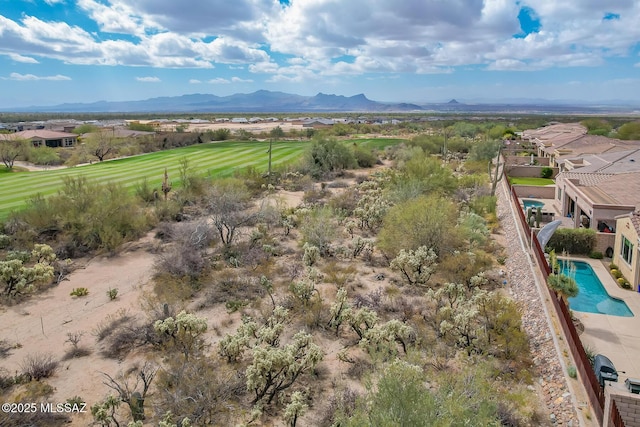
left=189, top=79, right=202, bottom=84
left=5, top=53, right=39, bottom=63
left=208, top=78, right=230, bottom=84
left=231, top=76, right=253, bottom=83
left=136, top=76, right=160, bottom=82
left=7, top=72, right=71, bottom=81
left=1, top=0, right=639, bottom=83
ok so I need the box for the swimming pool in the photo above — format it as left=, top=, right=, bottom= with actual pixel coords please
left=522, top=199, right=545, bottom=211
left=561, top=260, right=633, bottom=317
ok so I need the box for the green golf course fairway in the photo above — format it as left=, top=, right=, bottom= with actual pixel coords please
left=0, top=138, right=405, bottom=220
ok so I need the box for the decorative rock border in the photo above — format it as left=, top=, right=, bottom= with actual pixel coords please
left=497, top=181, right=580, bottom=426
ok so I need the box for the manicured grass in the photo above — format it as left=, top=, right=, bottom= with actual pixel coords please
left=0, top=138, right=407, bottom=220
left=509, top=177, right=555, bottom=186
left=0, top=140, right=306, bottom=219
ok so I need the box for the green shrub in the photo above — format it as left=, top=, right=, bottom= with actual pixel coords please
left=567, top=366, right=577, bottom=379
left=622, top=282, right=632, bottom=290
left=609, top=262, right=618, bottom=270
left=11, top=177, right=152, bottom=256
left=611, top=269, right=622, bottom=279
left=546, top=228, right=596, bottom=255
left=352, top=146, right=377, bottom=168
left=70, top=287, right=89, bottom=297
left=303, top=138, right=357, bottom=178
left=106, top=288, right=118, bottom=300
left=616, top=277, right=626, bottom=287
left=588, top=251, right=603, bottom=259
left=540, top=167, right=553, bottom=179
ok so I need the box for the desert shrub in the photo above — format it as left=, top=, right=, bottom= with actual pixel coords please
left=299, top=206, right=339, bottom=255
left=546, top=228, right=596, bottom=255
left=70, top=287, right=89, bottom=297
left=198, top=272, right=263, bottom=310
left=302, top=138, right=357, bottom=179
left=11, top=177, right=151, bottom=256
left=107, top=288, right=118, bottom=300
left=154, top=358, right=244, bottom=425
left=327, top=187, right=359, bottom=216
left=320, top=387, right=360, bottom=426
left=352, top=145, right=377, bottom=168
left=23, top=146, right=63, bottom=166
left=377, top=195, right=463, bottom=259
left=21, top=352, right=58, bottom=381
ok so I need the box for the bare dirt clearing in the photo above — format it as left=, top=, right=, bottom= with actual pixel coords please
left=0, top=233, right=157, bottom=425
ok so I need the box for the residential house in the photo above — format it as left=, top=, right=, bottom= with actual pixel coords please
left=0, top=129, right=77, bottom=147
left=613, top=211, right=640, bottom=290
left=302, top=118, right=334, bottom=128
left=554, top=149, right=640, bottom=231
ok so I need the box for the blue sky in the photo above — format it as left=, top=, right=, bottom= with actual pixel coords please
left=1, top=0, right=639, bottom=108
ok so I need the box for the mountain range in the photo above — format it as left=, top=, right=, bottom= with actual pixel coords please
left=4, top=90, right=640, bottom=114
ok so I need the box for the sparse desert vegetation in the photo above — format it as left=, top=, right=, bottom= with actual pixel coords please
left=0, top=127, right=551, bottom=426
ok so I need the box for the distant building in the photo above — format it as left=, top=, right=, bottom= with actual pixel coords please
left=0, top=129, right=77, bottom=147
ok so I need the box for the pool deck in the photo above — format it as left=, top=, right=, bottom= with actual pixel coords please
left=571, top=257, right=640, bottom=389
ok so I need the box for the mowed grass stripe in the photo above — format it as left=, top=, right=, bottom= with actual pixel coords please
left=0, top=141, right=308, bottom=218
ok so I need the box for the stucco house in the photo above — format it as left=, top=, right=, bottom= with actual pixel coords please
left=0, top=129, right=77, bottom=147
left=613, top=211, right=640, bottom=290
left=554, top=149, right=640, bottom=231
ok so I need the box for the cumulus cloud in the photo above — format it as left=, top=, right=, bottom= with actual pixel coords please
left=0, top=0, right=639, bottom=82
left=136, top=76, right=160, bottom=82
left=7, top=72, right=71, bottom=81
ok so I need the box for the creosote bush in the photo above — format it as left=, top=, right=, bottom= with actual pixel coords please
left=20, top=352, right=58, bottom=381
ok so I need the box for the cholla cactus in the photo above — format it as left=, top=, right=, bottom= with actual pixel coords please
left=360, top=319, right=415, bottom=356
left=154, top=311, right=207, bottom=359
left=390, top=246, right=437, bottom=286
left=302, top=243, right=320, bottom=266
left=246, top=331, right=323, bottom=404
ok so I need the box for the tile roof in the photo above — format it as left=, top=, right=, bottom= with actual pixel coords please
left=631, top=211, right=640, bottom=235
left=1, top=130, right=77, bottom=140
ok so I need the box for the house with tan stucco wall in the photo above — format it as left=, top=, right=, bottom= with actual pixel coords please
left=613, top=211, right=640, bottom=291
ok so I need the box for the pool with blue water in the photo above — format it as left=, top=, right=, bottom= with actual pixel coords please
left=522, top=199, right=545, bottom=211
left=562, top=260, right=633, bottom=317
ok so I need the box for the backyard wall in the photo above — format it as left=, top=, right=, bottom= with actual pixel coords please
left=507, top=165, right=558, bottom=178
left=505, top=155, right=551, bottom=166
left=513, top=185, right=556, bottom=199
left=604, top=388, right=640, bottom=427
left=595, top=233, right=616, bottom=257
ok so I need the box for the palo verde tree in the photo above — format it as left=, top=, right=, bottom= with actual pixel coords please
left=0, top=138, right=26, bottom=169
left=84, top=128, right=120, bottom=162
left=208, top=178, right=261, bottom=246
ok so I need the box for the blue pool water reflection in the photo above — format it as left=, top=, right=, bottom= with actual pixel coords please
left=562, top=260, right=633, bottom=317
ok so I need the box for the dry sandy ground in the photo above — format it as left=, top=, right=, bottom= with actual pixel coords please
left=0, top=162, right=388, bottom=426
left=0, top=234, right=157, bottom=426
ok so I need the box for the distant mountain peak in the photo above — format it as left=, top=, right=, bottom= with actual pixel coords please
left=448, top=99, right=460, bottom=104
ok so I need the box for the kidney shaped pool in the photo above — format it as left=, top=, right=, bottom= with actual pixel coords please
left=562, top=260, right=633, bottom=317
